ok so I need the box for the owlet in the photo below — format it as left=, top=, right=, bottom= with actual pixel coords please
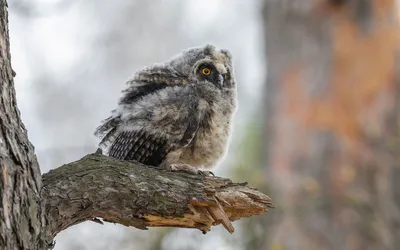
left=95, top=45, right=237, bottom=175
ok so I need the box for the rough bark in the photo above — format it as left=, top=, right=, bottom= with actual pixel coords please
left=42, top=153, right=272, bottom=237
left=263, top=0, right=400, bottom=250
left=0, top=0, right=49, bottom=249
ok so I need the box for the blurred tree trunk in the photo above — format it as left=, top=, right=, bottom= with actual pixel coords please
left=263, top=1, right=400, bottom=250
left=0, top=1, right=48, bottom=249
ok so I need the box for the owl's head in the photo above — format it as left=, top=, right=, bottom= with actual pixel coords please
left=133, top=44, right=235, bottom=89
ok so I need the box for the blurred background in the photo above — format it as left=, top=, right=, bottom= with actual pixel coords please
left=8, top=0, right=400, bottom=250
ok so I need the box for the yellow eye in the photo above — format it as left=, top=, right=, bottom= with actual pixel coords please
left=201, top=68, right=211, bottom=75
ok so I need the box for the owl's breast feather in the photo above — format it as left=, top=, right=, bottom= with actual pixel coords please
left=179, top=91, right=235, bottom=169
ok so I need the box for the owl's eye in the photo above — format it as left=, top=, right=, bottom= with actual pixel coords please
left=201, top=68, right=211, bottom=75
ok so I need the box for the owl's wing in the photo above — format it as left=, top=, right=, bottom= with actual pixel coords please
left=107, top=118, right=200, bottom=166
left=119, top=67, right=184, bottom=105
left=104, top=93, right=201, bottom=167
left=108, top=129, right=172, bottom=166
left=94, top=83, right=171, bottom=151
left=119, top=82, right=169, bottom=105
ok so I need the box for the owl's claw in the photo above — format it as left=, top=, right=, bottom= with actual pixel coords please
left=156, top=163, right=215, bottom=177
left=166, top=164, right=214, bottom=177
left=94, top=148, right=103, bottom=155
left=198, top=170, right=215, bottom=177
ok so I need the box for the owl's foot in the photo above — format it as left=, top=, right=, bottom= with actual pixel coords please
left=168, top=163, right=199, bottom=175
left=198, top=170, right=215, bottom=177
left=167, top=164, right=213, bottom=176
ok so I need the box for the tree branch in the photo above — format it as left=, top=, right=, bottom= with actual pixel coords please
left=41, top=154, right=272, bottom=237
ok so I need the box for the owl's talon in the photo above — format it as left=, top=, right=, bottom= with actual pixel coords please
left=198, top=170, right=215, bottom=177
left=94, top=148, right=103, bottom=155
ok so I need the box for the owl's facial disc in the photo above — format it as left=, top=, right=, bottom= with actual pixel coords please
left=195, top=61, right=226, bottom=89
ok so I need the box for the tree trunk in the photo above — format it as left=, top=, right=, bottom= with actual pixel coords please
left=0, top=2, right=271, bottom=249
left=0, top=0, right=49, bottom=249
left=263, top=0, right=400, bottom=249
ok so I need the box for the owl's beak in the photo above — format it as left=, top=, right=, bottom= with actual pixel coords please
left=216, top=74, right=224, bottom=89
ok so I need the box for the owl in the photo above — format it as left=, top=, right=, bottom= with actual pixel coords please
left=94, top=44, right=237, bottom=175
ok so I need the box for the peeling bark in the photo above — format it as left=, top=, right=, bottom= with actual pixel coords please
left=42, top=153, right=272, bottom=236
